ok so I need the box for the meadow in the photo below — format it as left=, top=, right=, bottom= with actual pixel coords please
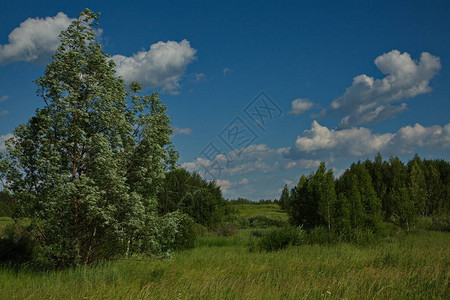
left=0, top=205, right=449, bottom=299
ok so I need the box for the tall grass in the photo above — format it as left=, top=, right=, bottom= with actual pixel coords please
left=1, top=231, right=448, bottom=299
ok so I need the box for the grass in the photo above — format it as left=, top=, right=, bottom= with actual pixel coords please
left=0, top=231, right=448, bottom=299
left=233, top=204, right=288, bottom=221
left=1, top=208, right=449, bottom=299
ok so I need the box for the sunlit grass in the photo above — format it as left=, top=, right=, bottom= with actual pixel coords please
left=234, top=204, right=288, bottom=221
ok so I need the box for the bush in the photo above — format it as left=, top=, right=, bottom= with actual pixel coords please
left=215, top=222, right=238, bottom=237
left=0, top=223, right=35, bottom=265
left=257, top=226, right=305, bottom=252
left=172, top=215, right=196, bottom=250
left=377, top=222, right=403, bottom=237
left=248, top=216, right=288, bottom=228
left=430, top=215, right=450, bottom=232
left=349, top=228, right=376, bottom=246
left=307, top=227, right=332, bottom=245
left=224, top=215, right=250, bottom=229
left=250, top=230, right=263, bottom=238
left=193, top=223, right=208, bottom=237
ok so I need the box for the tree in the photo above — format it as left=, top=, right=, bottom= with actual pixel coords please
left=336, top=162, right=381, bottom=228
left=392, top=188, right=415, bottom=231
left=279, top=184, right=290, bottom=210
left=314, top=163, right=336, bottom=234
left=333, top=193, right=351, bottom=234
left=158, top=168, right=229, bottom=229
left=288, top=163, right=336, bottom=233
left=409, top=160, right=426, bottom=217
left=0, top=9, right=178, bottom=266
left=288, top=174, right=314, bottom=228
left=364, top=153, right=388, bottom=216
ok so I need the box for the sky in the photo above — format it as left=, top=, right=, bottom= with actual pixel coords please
left=1, top=0, right=449, bottom=200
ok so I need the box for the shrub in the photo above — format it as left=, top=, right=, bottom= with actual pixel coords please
left=193, top=223, right=208, bottom=237
left=376, top=222, right=403, bottom=237
left=224, top=214, right=250, bottom=229
left=306, top=227, right=331, bottom=244
left=250, top=230, right=263, bottom=238
left=430, top=215, right=450, bottom=232
left=172, top=215, right=196, bottom=250
left=257, top=226, right=305, bottom=252
left=0, top=223, right=35, bottom=265
left=248, top=216, right=288, bottom=228
left=215, top=222, right=238, bottom=237
left=349, top=228, right=376, bottom=246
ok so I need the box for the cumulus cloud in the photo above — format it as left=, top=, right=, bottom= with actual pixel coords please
left=330, top=50, right=441, bottom=128
left=215, top=178, right=249, bottom=194
left=173, top=127, right=192, bottom=135
left=289, top=98, right=314, bottom=115
left=181, top=143, right=320, bottom=178
left=0, top=133, right=14, bottom=151
left=112, top=40, right=197, bottom=94
left=0, top=12, right=74, bottom=65
left=0, top=96, right=8, bottom=102
left=287, top=120, right=450, bottom=160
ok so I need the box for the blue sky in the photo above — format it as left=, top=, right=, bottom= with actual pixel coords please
left=1, top=0, right=449, bottom=200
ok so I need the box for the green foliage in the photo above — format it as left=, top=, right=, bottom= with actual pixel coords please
left=170, top=214, right=197, bottom=250
left=288, top=163, right=339, bottom=232
left=215, top=222, right=238, bottom=237
left=0, top=191, right=16, bottom=217
left=255, top=226, right=305, bottom=252
left=430, top=215, right=450, bottom=232
left=223, top=214, right=250, bottom=229
left=279, top=184, right=290, bottom=210
left=333, top=193, right=351, bottom=234
left=158, top=168, right=229, bottom=229
left=0, top=9, right=177, bottom=267
left=336, top=162, right=382, bottom=229
left=248, top=215, right=288, bottom=228
left=306, top=226, right=331, bottom=244
left=286, top=155, right=449, bottom=237
left=0, top=223, right=35, bottom=265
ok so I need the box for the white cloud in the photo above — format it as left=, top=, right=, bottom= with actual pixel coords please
left=289, top=98, right=314, bottom=115
left=215, top=178, right=249, bottom=195
left=283, top=179, right=294, bottom=185
left=194, top=73, right=205, bottom=82
left=0, top=133, right=14, bottom=151
left=288, top=120, right=450, bottom=159
left=181, top=143, right=320, bottom=178
left=223, top=68, right=231, bottom=76
left=112, top=40, right=197, bottom=94
left=0, top=96, right=8, bottom=102
left=173, top=127, right=192, bottom=135
left=283, top=159, right=321, bottom=170
left=0, top=12, right=74, bottom=65
left=331, top=50, right=441, bottom=128
left=0, top=110, right=9, bottom=116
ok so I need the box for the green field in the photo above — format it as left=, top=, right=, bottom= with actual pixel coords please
left=1, top=207, right=449, bottom=299
left=234, top=204, right=288, bottom=221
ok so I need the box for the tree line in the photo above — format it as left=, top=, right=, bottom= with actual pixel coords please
left=279, top=154, right=450, bottom=234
